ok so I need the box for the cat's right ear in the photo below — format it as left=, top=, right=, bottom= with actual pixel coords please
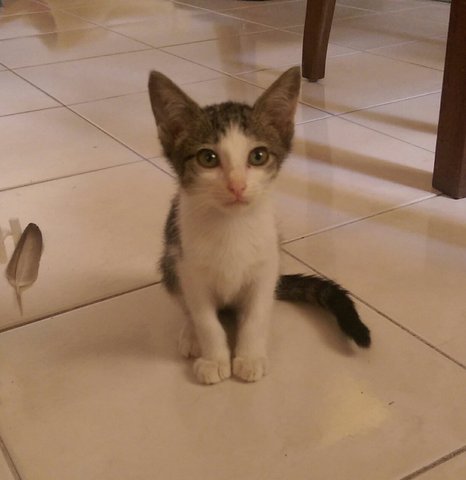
left=148, top=71, right=203, bottom=155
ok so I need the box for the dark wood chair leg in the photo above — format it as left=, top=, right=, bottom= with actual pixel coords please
left=433, top=0, right=466, bottom=199
left=302, top=0, right=337, bottom=82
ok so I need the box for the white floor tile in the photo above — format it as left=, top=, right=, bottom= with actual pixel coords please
left=330, top=9, right=448, bottom=50
left=0, top=162, right=175, bottom=330
left=401, top=3, right=451, bottom=24
left=333, top=3, right=375, bottom=19
left=240, top=54, right=442, bottom=114
left=223, top=0, right=308, bottom=28
left=0, top=284, right=466, bottom=479
left=176, top=0, right=295, bottom=11
left=274, top=116, right=435, bottom=239
left=0, top=27, right=148, bottom=68
left=342, top=93, right=441, bottom=152
left=17, top=49, right=221, bottom=105
left=284, top=195, right=466, bottom=365
left=109, top=11, right=267, bottom=48
left=278, top=30, right=360, bottom=58
left=0, top=0, right=49, bottom=16
left=336, top=0, right=434, bottom=13
left=72, top=92, right=163, bottom=159
left=63, top=0, right=198, bottom=26
left=162, top=30, right=304, bottom=75
left=224, top=1, right=372, bottom=28
left=369, top=35, right=446, bottom=71
left=0, top=107, right=141, bottom=191
left=0, top=70, right=59, bottom=116
left=0, top=11, right=93, bottom=40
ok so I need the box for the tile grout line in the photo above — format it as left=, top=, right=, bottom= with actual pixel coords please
left=11, top=3, right=284, bottom=52
left=331, top=89, right=443, bottom=119
left=399, top=445, right=466, bottom=480
left=173, top=0, right=304, bottom=15
left=7, top=15, right=442, bottom=122
left=232, top=68, right=441, bottom=126
left=0, top=196, right=445, bottom=338
left=8, top=58, right=441, bottom=153
left=155, top=43, right=301, bottom=84
left=0, top=160, right=146, bottom=195
left=64, top=105, right=176, bottom=178
left=365, top=47, right=446, bottom=73
left=98, top=14, right=278, bottom=50
left=0, top=281, right=162, bottom=335
left=230, top=69, right=335, bottom=118
left=0, top=435, right=22, bottom=480
left=9, top=46, right=153, bottom=71
left=361, top=33, right=447, bottom=53
left=4, top=69, right=175, bottom=187
left=281, top=249, right=466, bottom=371
left=281, top=193, right=440, bottom=245
left=0, top=25, right=102, bottom=43
left=2, top=5, right=446, bottom=76
left=335, top=110, right=441, bottom=155
left=0, top=104, right=62, bottom=119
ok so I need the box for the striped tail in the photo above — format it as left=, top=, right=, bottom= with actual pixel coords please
left=276, top=274, right=371, bottom=348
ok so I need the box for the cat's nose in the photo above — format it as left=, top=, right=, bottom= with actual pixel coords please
left=227, top=180, right=246, bottom=199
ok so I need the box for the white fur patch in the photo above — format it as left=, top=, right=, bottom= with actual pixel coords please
left=218, top=124, right=255, bottom=173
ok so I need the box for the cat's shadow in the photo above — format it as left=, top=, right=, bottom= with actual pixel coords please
left=219, top=306, right=355, bottom=355
left=183, top=304, right=357, bottom=384
left=225, top=304, right=357, bottom=358
left=59, top=301, right=357, bottom=387
left=275, top=302, right=358, bottom=357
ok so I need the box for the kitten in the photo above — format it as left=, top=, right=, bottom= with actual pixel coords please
left=148, top=67, right=370, bottom=385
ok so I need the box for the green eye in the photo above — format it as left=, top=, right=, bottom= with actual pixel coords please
left=248, top=147, right=269, bottom=166
left=196, top=149, right=219, bottom=168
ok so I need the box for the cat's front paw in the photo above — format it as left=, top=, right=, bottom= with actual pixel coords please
left=193, top=358, right=231, bottom=385
left=233, top=356, right=269, bottom=382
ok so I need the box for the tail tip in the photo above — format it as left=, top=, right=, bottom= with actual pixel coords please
left=353, top=327, right=371, bottom=348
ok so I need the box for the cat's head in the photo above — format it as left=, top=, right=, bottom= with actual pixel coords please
left=148, top=67, right=301, bottom=211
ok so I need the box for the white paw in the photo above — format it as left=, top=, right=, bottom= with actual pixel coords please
left=233, top=356, right=269, bottom=382
left=193, top=358, right=231, bottom=385
left=178, top=327, right=201, bottom=358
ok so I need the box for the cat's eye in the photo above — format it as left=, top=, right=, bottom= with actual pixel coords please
left=248, top=147, right=269, bottom=167
left=196, top=149, right=219, bottom=168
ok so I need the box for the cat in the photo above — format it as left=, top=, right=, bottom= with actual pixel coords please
left=148, top=66, right=371, bottom=385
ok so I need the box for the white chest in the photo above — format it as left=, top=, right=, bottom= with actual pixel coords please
left=178, top=200, right=279, bottom=304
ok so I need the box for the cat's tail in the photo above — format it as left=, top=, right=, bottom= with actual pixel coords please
left=276, top=274, right=371, bottom=348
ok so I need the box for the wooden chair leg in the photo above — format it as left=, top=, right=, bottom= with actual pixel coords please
left=433, top=0, right=466, bottom=199
left=302, top=0, right=337, bottom=82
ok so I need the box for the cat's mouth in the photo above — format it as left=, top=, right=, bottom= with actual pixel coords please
left=224, top=198, right=249, bottom=207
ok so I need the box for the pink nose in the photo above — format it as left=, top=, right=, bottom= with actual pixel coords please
left=227, top=181, right=246, bottom=199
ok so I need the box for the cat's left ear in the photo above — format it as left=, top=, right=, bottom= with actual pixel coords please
left=252, top=66, right=301, bottom=149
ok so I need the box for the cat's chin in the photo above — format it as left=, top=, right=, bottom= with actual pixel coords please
left=210, top=200, right=252, bottom=214
left=222, top=199, right=251, bottom=210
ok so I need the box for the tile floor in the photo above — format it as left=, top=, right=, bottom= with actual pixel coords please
left=0, top=0, right=465, bottom=479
